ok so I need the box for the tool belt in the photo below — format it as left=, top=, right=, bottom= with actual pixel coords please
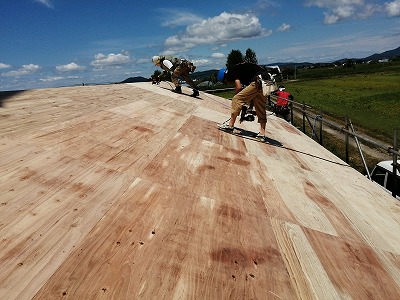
left=180, top=60, right=196, bottom=73
left=255, top=75, right=276, bottom=96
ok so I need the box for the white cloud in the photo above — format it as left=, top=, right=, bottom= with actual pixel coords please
left=23, top=64, right=40, bottom=72
left=386, top=0, right=400, bottom=16
left=211, top=52, right=226, bottom=58
left=56, top=62, right=86, bottom=72
left=39, top=76, right=64, bottom=82
left=306, top=0, right=364, bottom=7
left=277, top=23, right=291, bottom=32
left=323, top=13, right=340, bottom=24
left=278, top=31, right=398, bottom=62
left=357, top=4, right=379, bottom=18
left=34, top=0, right=54, bottom=9
left=161, top=11, right=203, bottom=28
left=305, top=0, right=384, bottom=23
left=191, top=59, right=211, bottom=66
left=1, top=64, right=40, bottom=77
left=255, top=0, right=280, bottom=10
left=137, top=58, right=150, bottom=64
left=0, top=63, right=11, bottom=69
left=91, top=51, right=131, bottom=68
left=164, top=12, right=272, bottom=51
left=333, top=5, right=356, bottom=18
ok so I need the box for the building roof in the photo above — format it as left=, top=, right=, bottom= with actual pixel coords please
left=1, top=82, right=400, bottom=299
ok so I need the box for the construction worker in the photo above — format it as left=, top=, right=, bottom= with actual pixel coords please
left=217, top=62, right=277, bottom=141
left=272, top=85, right=293, bottom=121
left=152, top=55, right=199, bottom=97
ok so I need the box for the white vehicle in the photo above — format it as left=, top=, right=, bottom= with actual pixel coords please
left=260, top=65, right=282, bottom=80
left=370, top=160, right=400, bottom=199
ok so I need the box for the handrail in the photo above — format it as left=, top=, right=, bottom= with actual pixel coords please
left=268, top=95, right=399, bottom=156
left=300, top=109, right=399, bottom=156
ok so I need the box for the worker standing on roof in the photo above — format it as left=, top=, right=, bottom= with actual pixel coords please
left=271, top=85, right=293, bottom=121
left=217, top=62, right=277, bottom=142
left=152, top=55, right=199, bottom=97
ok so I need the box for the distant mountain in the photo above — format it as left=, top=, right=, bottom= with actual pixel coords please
left=119, top=76, right=149, bottom=83
left=119, top=70, right=219, bottom=85
left=190, top=69, right=219, bottom=80
left=363, top=46, right=400, bottom=61
left=265, top=62, right=314, bottom=68
left=272, top=46, right=400, bottom=67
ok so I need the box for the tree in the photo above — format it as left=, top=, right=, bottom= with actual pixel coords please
left=244, top=48, right=258, bottom=64
left=226, top=49, right=244, bottom=69
left=152, top=70, right=161, bottom=79
left=344, top=59, right=355, bottom=70
left=281, top=66, right=295, bottom=80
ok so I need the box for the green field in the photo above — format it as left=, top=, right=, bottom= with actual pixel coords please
left=285, top=66, right=400, bottom=142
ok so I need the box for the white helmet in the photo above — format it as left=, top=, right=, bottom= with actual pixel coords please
left=152, top=55, right=161, bottom=65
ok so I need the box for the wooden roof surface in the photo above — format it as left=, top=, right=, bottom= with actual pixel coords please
left=1, top=82, right=400, bottom=299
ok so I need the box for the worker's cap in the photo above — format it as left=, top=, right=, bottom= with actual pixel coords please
left=217, top=68, right=227, bottom=82
left=152, top=56, right=161, bottom=65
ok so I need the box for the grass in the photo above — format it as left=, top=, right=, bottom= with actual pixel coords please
left=285, top=73, right=400, bottom=142
left=295, top=60, right=400, bottom=79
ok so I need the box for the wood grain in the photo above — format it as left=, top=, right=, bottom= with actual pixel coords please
left=1, top=82, right=400, bottom=299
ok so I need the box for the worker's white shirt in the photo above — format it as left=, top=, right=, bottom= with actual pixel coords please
left=163, top=60, right=173, bottom=70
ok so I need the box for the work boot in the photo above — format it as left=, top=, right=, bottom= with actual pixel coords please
left=218, top=123, right=234, bottom=132
left=255, top=134, right=266, bottom=142
left=174, top=86, right=182, bottom=94
left=191, top=89, right=199, bottom=97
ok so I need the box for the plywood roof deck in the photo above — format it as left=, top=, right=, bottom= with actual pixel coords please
left=1, top=82, right=400, bottom=299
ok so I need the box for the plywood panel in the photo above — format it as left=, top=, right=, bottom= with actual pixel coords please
left=1, top=82, right=400, bottom=299
left=33, top=178, right=298, bottom=299
left=304, top=227, right=400, bottom=299
left=0, top=157, right=132, bottom=299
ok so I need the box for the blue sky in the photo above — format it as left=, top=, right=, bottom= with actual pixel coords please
left=1, top=0, right=399, bottom=91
